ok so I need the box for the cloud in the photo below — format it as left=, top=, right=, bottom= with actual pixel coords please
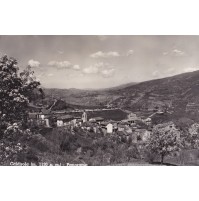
left=152, top=67, right=178, bottom=78
left=90, top=51, right=120, bottom=58
left=126, top=49, right=134, bottom=56
left=48, top=60, right=72, bottom=69
left=28, top=59, right=40, bottom=68
left=172, top=49, right=185, bottom=56
left=47, top=73, right=54, bottom=77
left=151, top=65, right=198, bottom=79
left=166, top=68, right=175, bottom=73
left=152, top=70, right=160, bottom=77
left=82, top=62, right=115, bottom=78
left=82, top=62, right=106, bottom=74
left=163, top=49, right=185, bottom=56
left=183, top=67, right=199, bottom=73
left=82, top=65, right=99, bottom=74
left=48, top=60, right=81, bottom=71
left=73, top=64, right=81, bottom=70
left=101, top=68, right=115, bottom=78
left=163, top=52, right=169, bottom=56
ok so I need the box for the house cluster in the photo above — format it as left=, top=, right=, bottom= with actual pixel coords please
left=28, top=103, right=153, bottom=143
left=28, top=108, right=52, bottom=127
left=186, top=103, right=199, bottom=112
left=73, top=112, right=152, bottom=143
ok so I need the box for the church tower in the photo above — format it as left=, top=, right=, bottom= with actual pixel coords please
left=82, top=111, right=87, bottom=123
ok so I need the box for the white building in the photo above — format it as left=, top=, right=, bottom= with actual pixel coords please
left=82, top=111, right=87, bottom=123
left=40, top=114, right=45, bottom=120
left=45, top=119, right=50, bottom=127
left=106, top=123, right=113, bottom=134
left=57, top=120, right=64, bottom=127
left=127, top=113, right=137, bottom=120
left=56, top=115, right=74, bottom=127
left=145, top=117, right=152, bottom=125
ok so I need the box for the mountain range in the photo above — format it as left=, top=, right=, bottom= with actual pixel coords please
left=43, top=70, right=199, bottom=117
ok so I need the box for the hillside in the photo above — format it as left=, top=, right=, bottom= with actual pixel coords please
left=43, top=87, right=121, bottom=107
left=43, top=70, right=199, bottom=119
left=112, top=71, right=199, bottom=111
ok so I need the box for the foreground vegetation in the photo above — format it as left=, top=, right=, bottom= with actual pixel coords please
left=2, top=124, right=199, bottom=166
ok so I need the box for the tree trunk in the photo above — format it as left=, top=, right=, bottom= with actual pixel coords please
left=161, top=154, right=164, bottom=164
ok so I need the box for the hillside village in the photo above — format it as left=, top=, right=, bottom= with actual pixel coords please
left=25, top=94, right=199, bottom=166
left=27, top=100, right=176, bottom=146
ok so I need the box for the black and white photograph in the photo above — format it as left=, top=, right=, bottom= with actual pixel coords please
left=1, top=1, right=199, bottom=201
left=1, top=35, right=199, bottom=166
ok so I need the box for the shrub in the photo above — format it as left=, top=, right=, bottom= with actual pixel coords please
left=30, top=134, right=50, bottom=152
left=126, top=144, right=140, bottom=161
left=144, top=150, right=158, bottom=164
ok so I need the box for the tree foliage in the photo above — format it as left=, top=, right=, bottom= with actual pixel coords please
left=147, top=122, right=182, bottom=164
left=0, top=123, right=31, bottom=165
left=180, top=123, right=199, bottom=149
left=0, top=55, right=43, bottom=164
left=0, top=55, right=43, bottom=126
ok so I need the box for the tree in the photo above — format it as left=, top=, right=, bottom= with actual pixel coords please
left=181, top=123, right=199, bottom=149
left=0, top=124, right=31, bottom=165
left=174, top=117, right=194, bottom=133
left=147, top=122, right=182, bottom=164
left=175, top=123, right=199, bottom=165
left=0, top=55, right=43, bottom=127
left=0, top=55, right=43, bottom=164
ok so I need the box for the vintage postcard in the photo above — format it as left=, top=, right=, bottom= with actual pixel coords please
left=0, top=35, right=199, bottom=166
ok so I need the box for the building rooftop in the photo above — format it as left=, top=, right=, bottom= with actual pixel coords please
left=57, top=115, right=74, bottom=120
left=28, top=103, right=43, bottom=109
left=28, top=113, right=39, bottom=119
left=93, top=117, right=104, bottom=121
left=41, top=108, right=51, bottom=115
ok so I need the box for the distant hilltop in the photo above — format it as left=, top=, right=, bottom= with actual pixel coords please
left=42, top=70, right=199, bottom=120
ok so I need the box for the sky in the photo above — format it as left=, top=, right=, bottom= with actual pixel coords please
left=1, top=35, right=199, bottom=89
